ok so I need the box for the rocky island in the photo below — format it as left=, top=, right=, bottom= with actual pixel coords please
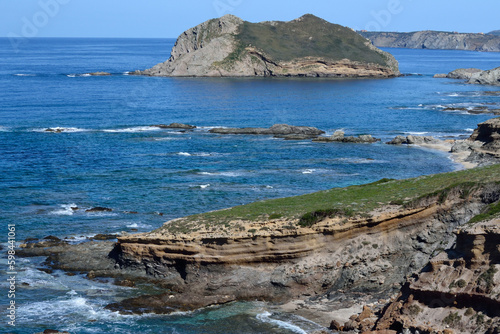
left=134, top=14, right=400, bottom=78
left=360, top=30, right=500, bottom=52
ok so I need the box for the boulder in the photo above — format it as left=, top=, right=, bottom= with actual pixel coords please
left=434, top=73, right=447, bottom=78
left=87, top=72, right=111, bottom=76
left=386, top=135, right=441, bottom=145
left=85, top=207, right=112, bottom=213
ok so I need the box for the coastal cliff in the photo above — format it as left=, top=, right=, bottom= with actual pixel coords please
left=136, top=14, right=400, bottom=78
left=360, top=30, right=500, bottom=52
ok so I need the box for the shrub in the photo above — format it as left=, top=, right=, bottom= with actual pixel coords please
left=269, top=213, right=283, bottom=220
left=443, top=312, right=461, bottom=326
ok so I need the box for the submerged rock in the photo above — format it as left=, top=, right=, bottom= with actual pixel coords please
left=152, top=123, right=196, bottom=129
left=85, top=207, right=112, bottom=212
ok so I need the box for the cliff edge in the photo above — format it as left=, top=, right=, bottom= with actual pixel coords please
left=136, top=14, right=400, bottom=78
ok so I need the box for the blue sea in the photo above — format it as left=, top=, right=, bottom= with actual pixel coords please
left=0, top=38, right=499, bottom=333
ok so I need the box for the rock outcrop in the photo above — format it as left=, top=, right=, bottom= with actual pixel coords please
left=135, top=14, right=400, bottom=78
left=386, top=135, right=442, bottom=146
left=374, top=218, right=500, bottom=334
left=452, top=117, right=500, bottom=166
left=468, top=67, right=500, bottom=86
left=313, top=130, right=380, bottom=143
left=360, top=30, right=500, bottom=52
left=209, top=124, right=324, bottom=136
left=436, top=67, right=500, bottom=86
left=152, top=123, right=196, bottom=129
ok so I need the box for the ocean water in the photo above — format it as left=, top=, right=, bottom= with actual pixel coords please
left=0, top=38, right=499, bottom=333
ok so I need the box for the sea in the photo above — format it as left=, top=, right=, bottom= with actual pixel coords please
left=0, top=37, right=499, bottom=333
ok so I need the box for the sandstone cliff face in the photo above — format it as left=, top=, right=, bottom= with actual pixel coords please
left=360, top=30, right=500, bottom=52
left=138, top=14, right=400, bottom=78
left=113, top=183, right=500, bottom=319
left=375, top=218, right=500, bottom=334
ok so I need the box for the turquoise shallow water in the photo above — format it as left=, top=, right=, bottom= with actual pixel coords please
left=0, top=38, right=500, bottom=333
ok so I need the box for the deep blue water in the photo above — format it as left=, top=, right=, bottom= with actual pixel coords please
left=0, top=38, right=499, bottom=333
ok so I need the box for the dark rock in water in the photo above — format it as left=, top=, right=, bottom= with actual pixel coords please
left=44, top=235, right=61, bottom=241
left=210, top=124, right=324, bottom=137
left=45, top=128, right=63, bottom=133
left=275, top=134, right=319, bottom=140
left=87, top=72, right=111, bottom=76
left=386, top=135, right=441, bottom=145
left=105, top=292, right=236, bottom=315
left=86, top=271, right=96, bottom=279
left=90, top=234, right=118, bottom=241
left=313, top=130, right=380, bottom=143
left=124, top=211, right=139, bottom=214
left=152, top=123, right=196, bottom=129
left=85, top=207, right=112, bottom=212
left=37, top=268, right=54, bottom=274
left=34, top=329, right=71, bottom=334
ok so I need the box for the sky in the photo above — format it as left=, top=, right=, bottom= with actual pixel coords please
left=0, top=0, right=499, bottom=39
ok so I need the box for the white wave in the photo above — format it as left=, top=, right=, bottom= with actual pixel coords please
left=81, top=73, right=91, bottom=77
left=404, top=131, right=428, bottom=135
left=126, top=222, right=152, bottom=229
left=122, top=71, right=130, bottom=75
left=0, top=126, right=10, bottom=132
left=14, top=73, right=36, bottom=77
left=18, top=268, right=68, bottom=290
left=34, top=127, right=89, bottom=133
left=51, top=203, right=78, bottom=216
left=302, top=169, right=315, bottom=174
left=465, top=128, right=475, bottom=132
left=66, top=74, right=76, bottom=78
left=102, top=126, right=161, bottom=133
left=177, top=152, right=217, bottom=157
left=198, top=171, right=242, bottom=177
left=256, top=311, right=307, bottom=334
left=448, top=93, right=460, bottom=97
left=198, top=184, right=211, bottom=189
left=266, top=185, right=274, bottom=189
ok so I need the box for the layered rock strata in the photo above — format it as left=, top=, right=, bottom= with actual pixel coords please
left=374, top=218, right=500, bottom=334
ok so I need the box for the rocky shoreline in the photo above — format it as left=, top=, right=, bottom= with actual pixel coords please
left=18, top=118, right=500, bottom=333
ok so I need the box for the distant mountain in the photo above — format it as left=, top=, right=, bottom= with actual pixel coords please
left=359, top=30, right=500, bottom=52
left=488, top=30, right=500, bottom=36
left=135, top=14, right=400, bottom=78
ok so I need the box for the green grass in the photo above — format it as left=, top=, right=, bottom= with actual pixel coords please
left=468, top=200, right=500, bottom=224
left=155, top=164, right=500, bottom=234
left=235, top=14, right=390, bottom=66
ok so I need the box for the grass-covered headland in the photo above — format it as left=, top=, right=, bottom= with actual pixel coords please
left=158, top=164, right=500, bottom=235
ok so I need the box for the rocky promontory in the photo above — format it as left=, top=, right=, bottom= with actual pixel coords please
left=135, top=14, right=400, bottom=78
left=360, top=30, right=500, bottom=52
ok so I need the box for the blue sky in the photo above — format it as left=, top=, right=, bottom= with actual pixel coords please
left=1, top=0, right=499, bottom=38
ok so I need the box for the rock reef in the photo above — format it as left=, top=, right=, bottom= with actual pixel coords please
left=135, top=14, right=400, bottom=78
left=209, top=124, right=324, bottom=137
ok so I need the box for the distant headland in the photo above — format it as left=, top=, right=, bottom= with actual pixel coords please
left=359, top=30, right=500, bottom=52
left=133, top=14, right=400, bottom=78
